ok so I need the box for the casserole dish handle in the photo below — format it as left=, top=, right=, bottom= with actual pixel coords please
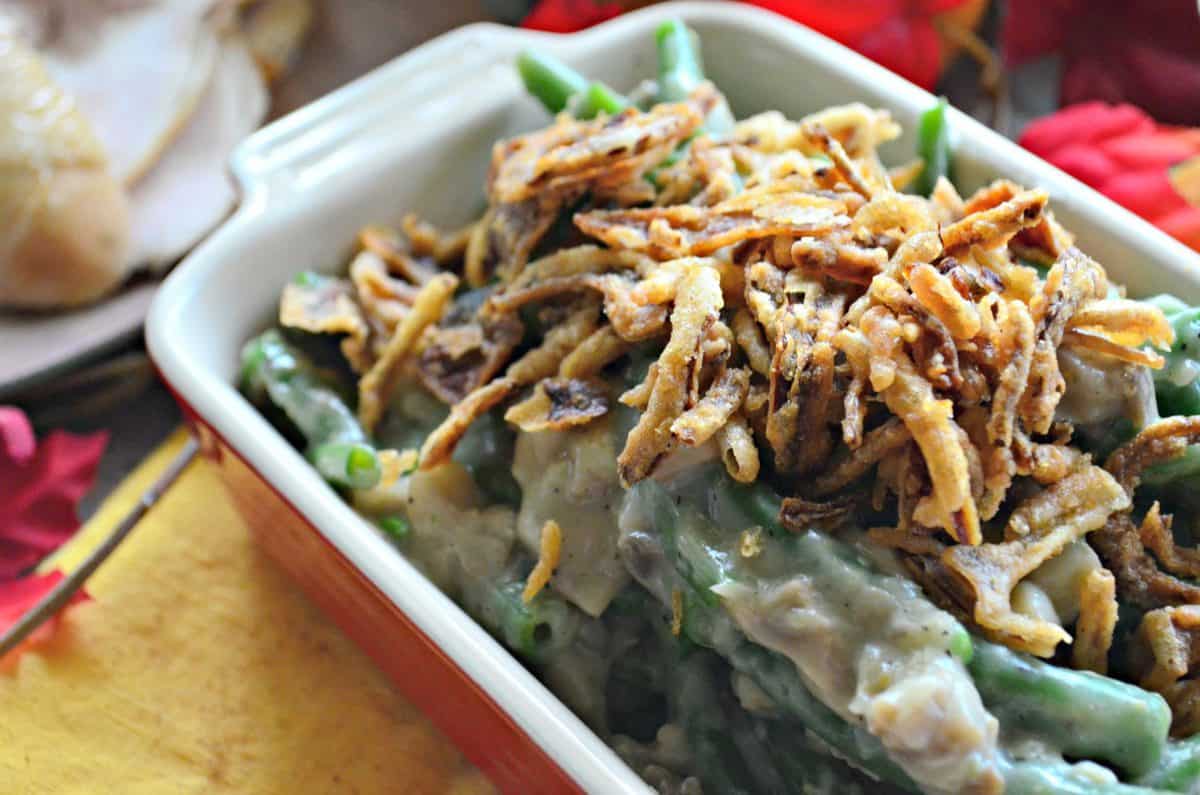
left=228, top=22, right=535, bottom=207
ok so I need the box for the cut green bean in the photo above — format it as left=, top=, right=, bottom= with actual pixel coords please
left=970, top=640, right=1170, bottom=777
left=624, top=478, right=920, bottom=790
left=727, top=641, right=917, bottom=791
left=467, top=577, right=581, bottom=664
left=914, top=97, right=952, bottom=196
left=654, top=20, right=705, bottom=103
left=516, top=49, right=588, bottom=113
left=452, top=409, right=521, bottom=506
left=240, top=329, right=381, bottom=489
left=309, top=441, right=383, bottom=491
left=569, top=81, right=629, bottom=119
left=653, top=19, right=734, bottom=134
left=376, top=515, right=411, bottom=543
left=516, top=49, right=628, bottom=120
left=671, top=651, right=757, bottom=795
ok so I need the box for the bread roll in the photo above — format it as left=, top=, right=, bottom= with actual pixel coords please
left=0, top=34, right=131, bottom=309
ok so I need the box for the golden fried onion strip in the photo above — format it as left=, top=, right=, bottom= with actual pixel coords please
left=943, top=465, right=1130, bottom=656
left=358, top=273, right=458, bottom=432
left=618, top=264, right=723, bottom=485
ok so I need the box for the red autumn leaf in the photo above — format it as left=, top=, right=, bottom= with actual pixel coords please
left=1004, top=0, right=1200, bottom=126
left=0, top=407, right=107, bottom=580
left=852, top=9, right=944, bottom=90
left=1021, top=102, right=1200, bottom=250
left=0, top=570, right=90, bottom=665
left=521, top=0, right=622, bottom=33
left=522, top=0, right=981, bottom=90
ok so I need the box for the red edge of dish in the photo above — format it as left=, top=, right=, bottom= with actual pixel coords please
left=156, top=375, right=584, bottom=795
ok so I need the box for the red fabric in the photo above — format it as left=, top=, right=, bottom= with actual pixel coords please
left=0, top=407, right=107, bottom=579
left=1005, top=0, right=1200, bottom=125
left=521, top=0, right=973, bottom=89
left=1021, top=103, right=1200, bottom=249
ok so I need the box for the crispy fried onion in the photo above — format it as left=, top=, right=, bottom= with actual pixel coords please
left=358, top=273, right=458, bottom=432
left=505, top=377, right=608, bottom=433
left=790, top=236, right=887, bottom=285
left=809, top=418, right=911, bottom=496
left=765, top=281, right=845, bottom=474
left=575, top=188, right=853, bottom=259
left=523, top=519, right=563, bottom=603
left=279, top=274, right=373, bottom=373
left=854, top=308, right=980, bottom=544
left=961, top=179, right=1075, bottom=264
left=1021, top=247, right=1106, bottom=434
left=942, top=465, right=1130, bottom=656
left=1072, top=567, right=1118, bottom=674
left=490, top=86, right=712, bottom=204
left=358, top=225, right=439, bottom=284
left=1059, top=294, right=1174, bottom=370
left=1093, top=417, right=1200, bottom=608
left=420, top=303, right=601, bottom=468
left=779, top=493, right=859, bottom=533
left=716, top=411, right=760, bottom=483
left=349, top=249, right=419, bottom=338
left=419, top=377, right=516, bottom=470
left=985, top=298, right=1035, bottom=447
left=618, top=264, right=723, bottom=485
left=416, top=311, right=524, bottom=405
left=940, top=189, right=1048, bottom=256
left=670, top=366, right=750, bottom=447
left=489, top=256, right=726, bottom=343
left=1133, top=605, right=1200, bottom=736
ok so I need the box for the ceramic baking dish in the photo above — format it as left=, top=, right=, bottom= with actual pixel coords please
left=145, top=3, right=1200, bottom=792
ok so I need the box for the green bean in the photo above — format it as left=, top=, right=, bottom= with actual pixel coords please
left=516, top=49, right=629, bottom=120
left=376, top=515, right=410, bottom=543
left=569, top=81, right=629, bottom=119
left=1145, top=445, right=1200, bottom=488
left=1136, top=296, right=1200, bottom=485
left=914, top=97, right=952, bottom=196
left=969, top=640, right=1170, bottom=777
left=516, top=49, right=588, bottom=113
left=670, top=651, right=757, bottom=795
left=709, top=476, right=785, bottom=535
left=467, top=576, right=581, bottom=664
left=1137, top=734, right=1200, bottom=792
left=240, top=329, right=381, bottom=489
left=452, top=409, right=521, bottom=506
left=1152, top=301, right=1200, bottom=417
left=1005, top=760, right=1165, bottom=795
left=625, top=479, right=919, bottom=790
left=653, top=19, right=734, bottom=134
left=727, top=641, right=916, bottom=791
left=760, top=718, right=881, bottom=794
left=654, top=20, right=705, bottom=103
left=291, top=269, right=325, bottom=288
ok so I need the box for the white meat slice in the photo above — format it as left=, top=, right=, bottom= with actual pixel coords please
left=127, top=29, right=267, bottom=270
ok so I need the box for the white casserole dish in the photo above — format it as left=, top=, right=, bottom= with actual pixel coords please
left=145, top=3, right=1200, bottom=792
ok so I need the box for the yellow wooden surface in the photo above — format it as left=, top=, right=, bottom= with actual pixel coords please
left=0, top=429, right=494, bottom=795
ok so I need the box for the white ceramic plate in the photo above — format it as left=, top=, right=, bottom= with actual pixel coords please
left=146, top=4, right=1200, bottom=791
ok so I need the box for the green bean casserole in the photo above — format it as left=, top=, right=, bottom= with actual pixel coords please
left=239, top=20, right=1200, bottom=795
